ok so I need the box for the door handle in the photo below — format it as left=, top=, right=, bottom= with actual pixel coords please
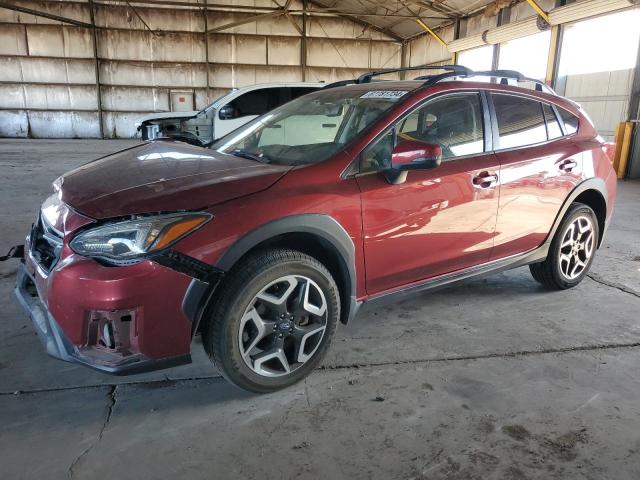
left=472, top=171, right=498, bottom=188
left=558, top=160, right=577, bottom=172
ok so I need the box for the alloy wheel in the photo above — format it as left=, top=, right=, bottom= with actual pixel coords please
left=558, top=215, right=595, bottom=280
left=238, top=275, right=328, bottom=377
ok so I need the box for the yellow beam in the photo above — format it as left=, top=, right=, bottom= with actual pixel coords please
left=545, top=25, right=560, bottom=85
left=616, top=122, right=634, bottom=179
left=525, top=0, right=550, bottom=23
left=415, top=19, right=448, bottom=49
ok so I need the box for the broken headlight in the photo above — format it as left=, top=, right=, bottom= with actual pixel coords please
left=70, top=212, right=211, bottom=265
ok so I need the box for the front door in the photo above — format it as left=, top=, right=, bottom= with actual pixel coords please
left=356, top=92, right=501, bottom=295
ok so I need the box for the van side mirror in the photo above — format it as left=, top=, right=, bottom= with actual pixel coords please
left=219, top=104, right=236, bottom=120
left=385, top=140, right=442, bottom=184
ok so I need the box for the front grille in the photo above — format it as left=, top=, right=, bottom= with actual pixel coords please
left=30, top=215, right=63, bottom=273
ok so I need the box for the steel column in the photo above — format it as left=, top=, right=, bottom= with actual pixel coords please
left=88, top=0, right=104, bottom=138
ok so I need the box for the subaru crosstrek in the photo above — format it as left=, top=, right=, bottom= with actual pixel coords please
left=7, top=66, right=616, bottom=393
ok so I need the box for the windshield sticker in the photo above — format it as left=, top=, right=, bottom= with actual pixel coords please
left=360, top=90, right=408, bottom=99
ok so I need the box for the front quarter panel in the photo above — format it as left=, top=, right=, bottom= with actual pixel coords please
left=173, top=152, right=366, bottom=298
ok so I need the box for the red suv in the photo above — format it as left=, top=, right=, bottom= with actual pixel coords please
left=7, top=66, right=616, bottom=392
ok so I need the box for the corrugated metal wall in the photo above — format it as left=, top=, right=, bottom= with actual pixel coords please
left=0, top=0, right=402, bottom=138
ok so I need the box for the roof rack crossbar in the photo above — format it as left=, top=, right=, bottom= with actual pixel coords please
left=357, top=64, right=471, bottom=84
left=419, top=68, right=556, bottom=95
left=321, top=65, right=557, bottom=96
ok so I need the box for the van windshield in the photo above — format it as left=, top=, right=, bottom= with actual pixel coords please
left=213, top=88, right=410, bottom=166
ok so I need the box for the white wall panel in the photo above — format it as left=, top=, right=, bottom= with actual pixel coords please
left=26, top=25, right=93, bottom=57
left=305, top=67, right=369, bottom=83
left=0, top=24, right=28, bottom=55
left=0, top=57, right=95, bottom=83
left=0, top=111, right=29, bottom=137
left=209, top=35, right=267, bottom=64
left=101, top=86, right=170, bottom=111
left=210, top=65, right=302, bottom=88
left=370, top=42, right=402, bottom=69
left=306, top=38, right=370, bottom=68
left=99, top=30, right=205, bottom=62
left=306, top=16, right=390, bottom=41
left=408, top=25, right=454, bottom=65
left=96, top=5, right=203, bottom=32
left=267, top=37, right=301, bottom=65
left=29, top=111, right=100, bottom=138
left=100, top=61, right=207, bottom=87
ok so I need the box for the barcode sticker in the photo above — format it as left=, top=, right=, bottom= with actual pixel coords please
left=360, top=90, right=408, bottom=99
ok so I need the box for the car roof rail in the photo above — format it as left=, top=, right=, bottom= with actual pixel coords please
left=357, top=64, right=471, bottom=84
left=418, top=68, right=557, bottom=95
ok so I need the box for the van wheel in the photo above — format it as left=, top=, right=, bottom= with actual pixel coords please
left=202, top=249, right=340, bottom=393
left=529, top=203, right=599, bottom=290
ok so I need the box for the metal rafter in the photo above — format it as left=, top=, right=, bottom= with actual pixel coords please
left=307, top=0, right=404, bottom=42
left=0, top=1, right=92, bottom=27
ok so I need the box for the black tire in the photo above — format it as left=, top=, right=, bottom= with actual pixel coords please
left=202, top=249, right=340, bottom=393
left=529, top=202, right=599, bottom=290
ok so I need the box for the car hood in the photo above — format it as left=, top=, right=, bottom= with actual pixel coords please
left=135, top=111, right=199, bottom=126
left=58, top=141, right=291, bottom=219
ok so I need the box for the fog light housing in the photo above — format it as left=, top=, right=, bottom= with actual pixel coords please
left=78, top=308, right=144, bottom=368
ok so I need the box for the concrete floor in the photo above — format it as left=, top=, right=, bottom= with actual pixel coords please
left=1, top=139, right=639, bottom=479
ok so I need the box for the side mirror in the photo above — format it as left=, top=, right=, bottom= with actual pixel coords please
left=385, top=140, right=442, bottom=184
left=219, top=104, right=236, bottom=120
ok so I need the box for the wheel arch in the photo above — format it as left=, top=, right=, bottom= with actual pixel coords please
left=573, top=188, right=607, bottom=247
left=214, top=214, right=358, bottom=326
left=544, top=178, right=608, bottom=252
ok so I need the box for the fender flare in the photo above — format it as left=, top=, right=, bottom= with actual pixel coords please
left=183, top=214, right=359, bottom=333
left=217, top=214, right=358, bottom=324
left=541, top=177, right=608, bottom=253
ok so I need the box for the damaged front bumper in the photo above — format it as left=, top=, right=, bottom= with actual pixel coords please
left=14, top=262, right=192, bottom=375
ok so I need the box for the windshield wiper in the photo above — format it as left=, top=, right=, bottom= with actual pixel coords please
left=231, top=149, right=270, bottom=164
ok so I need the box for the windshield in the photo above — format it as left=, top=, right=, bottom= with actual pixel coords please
left=213, top=88, right=410, bottom=166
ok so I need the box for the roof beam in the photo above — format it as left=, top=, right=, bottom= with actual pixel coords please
left=0, top=1, right=92, bottom=27
left=307, top=0, right=404, bottom=42
left=525, top=0, right=550, bottom=22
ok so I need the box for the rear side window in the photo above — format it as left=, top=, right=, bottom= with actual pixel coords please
left=558, top=107, right=579, bottom=135
left=542, top=104, right=563, bottom=140
left=493, top=94, right=547, bottom=149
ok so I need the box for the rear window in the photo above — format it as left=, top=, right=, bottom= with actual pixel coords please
left=558, top=107, right=579, bottom=135
left=493, top=94, right=547, bottom=149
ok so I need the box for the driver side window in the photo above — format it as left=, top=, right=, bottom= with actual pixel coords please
left=359, top=92, right=485, bottom=174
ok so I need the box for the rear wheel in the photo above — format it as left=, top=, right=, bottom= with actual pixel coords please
left=202, top=249, right=340, bottom=393
left=529, top=203, right=599, bottom=289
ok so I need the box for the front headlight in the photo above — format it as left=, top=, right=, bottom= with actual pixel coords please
left=70, top=212, right=211, bottom=264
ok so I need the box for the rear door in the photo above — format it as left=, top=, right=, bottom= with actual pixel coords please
left=489, top=93, right=583, bottom=259
left=357, top=91, right=501, bottom=294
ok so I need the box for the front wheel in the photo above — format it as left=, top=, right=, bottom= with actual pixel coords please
left=202, top=249, right=340, bottom=393
left=529, top=203, right=599, bottom=289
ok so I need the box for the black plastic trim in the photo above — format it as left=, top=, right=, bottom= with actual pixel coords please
left=150, top=249, right=224, bottom=284
left=216, top=214, right=358, bottom=325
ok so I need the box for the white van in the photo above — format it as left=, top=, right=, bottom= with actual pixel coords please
left=135, top=83, right=324, bottom=145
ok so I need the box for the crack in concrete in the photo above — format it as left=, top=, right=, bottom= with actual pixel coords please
left=587, top=273, right=640, bottom=299
left=316, top=342, right=640, bottom=371
left=5, top=341, right=640, bottom=397
left=67, top=385, right=117, bottom=479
